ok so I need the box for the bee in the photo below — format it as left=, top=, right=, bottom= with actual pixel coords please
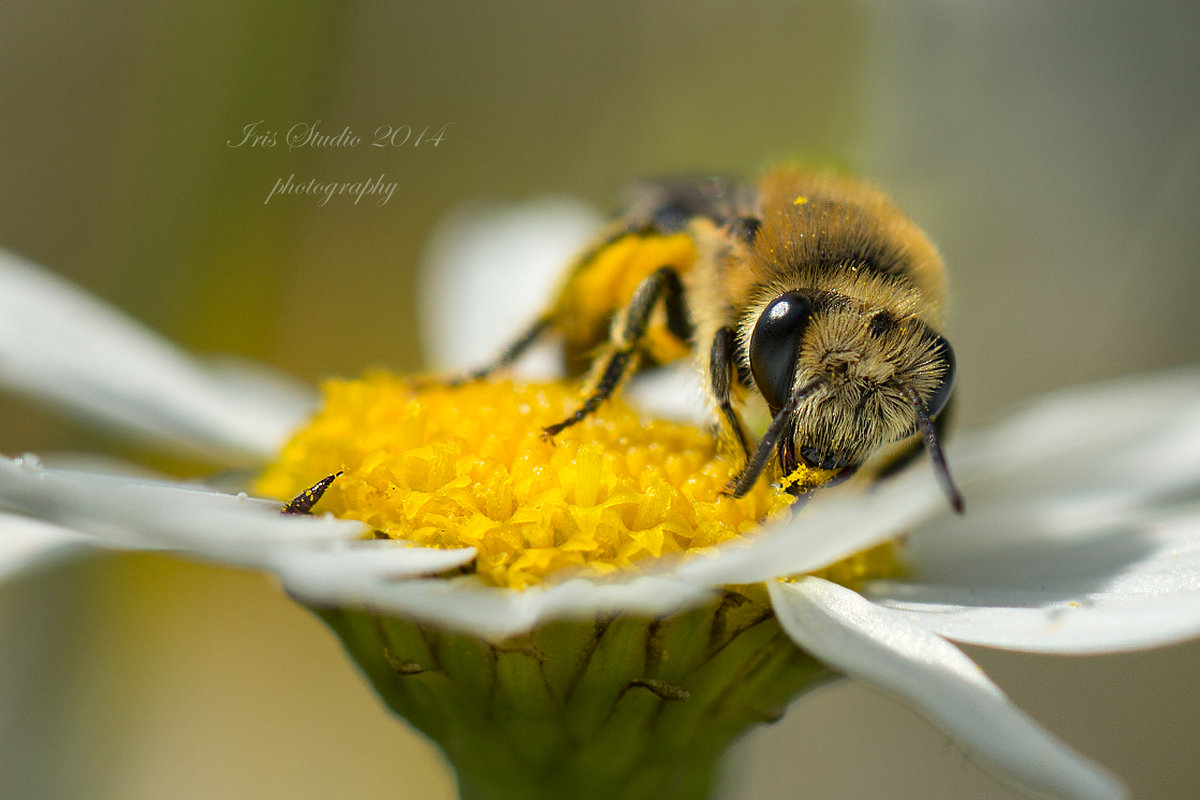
left=457, top=167, right=962, bottom=511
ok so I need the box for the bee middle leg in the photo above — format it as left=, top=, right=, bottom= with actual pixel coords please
left=543, top=266, right=689, bottom=437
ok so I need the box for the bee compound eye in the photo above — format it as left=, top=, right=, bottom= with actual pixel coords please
left=749, top=292, right=812, bottom=412
left=925, top=334, right=956, bottom=418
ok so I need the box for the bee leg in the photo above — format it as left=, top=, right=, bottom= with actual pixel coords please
left=445, top=315, right=554, bottom=386
left=543, top=348, right=636, bottom=437
left=709, top=326, right=752, bottom=462
left=725, top=376, right=825, bottom=497
left=544, top=266, right=688, bottom=437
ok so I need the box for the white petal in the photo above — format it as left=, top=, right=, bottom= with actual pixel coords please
left=279, top=556, right=711, bottom=642
left=673, top=467, right=945, bottom=586
left=0, top=249, right=316, bottom=464
left=858, top=368, right=1200, bottom=654
left=0, top=511, right=88, bottom=580
left=948, top=367, right=1200, bottom=508
left=0, top=456, right=364, bottom=568
left=417, top=198, right=602, bottom=376
left=270, top=540, right=479, bottom=586
left=769, top=577, right=1126, bottom=800
left=622, top=362, right=713, bottom=425
left=866, top=503, right=1200, bottom=653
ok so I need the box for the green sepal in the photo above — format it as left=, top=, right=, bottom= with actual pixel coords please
left=315, top=585, right=831, bottom=800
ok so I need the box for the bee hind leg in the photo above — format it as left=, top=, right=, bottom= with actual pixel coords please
left=443, top=315, right=554, bottom=386
left=544, top=266, right=689, bottom=437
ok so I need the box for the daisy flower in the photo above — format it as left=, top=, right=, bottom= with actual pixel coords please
left=1, top=202, right=1198, bottom=800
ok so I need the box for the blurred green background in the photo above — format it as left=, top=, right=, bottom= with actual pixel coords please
left=2, top=1, right=1198, bottom=798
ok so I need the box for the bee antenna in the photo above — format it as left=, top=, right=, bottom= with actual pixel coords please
left=898, top=381, right=964, bottom=513
left=728, top=376, right=825, bottom=497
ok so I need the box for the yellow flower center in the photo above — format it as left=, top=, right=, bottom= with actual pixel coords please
left=258, top=373, right=895, bottom=589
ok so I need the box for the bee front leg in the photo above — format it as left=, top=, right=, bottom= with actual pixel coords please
left=544, top=266, right=689, bottom=437
left=874, top=394, right=956, bottom=481
left=709, top=326, right=753, bottom=463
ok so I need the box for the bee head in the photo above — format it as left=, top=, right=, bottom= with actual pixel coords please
left=746, top=291, right=961, bottom=509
